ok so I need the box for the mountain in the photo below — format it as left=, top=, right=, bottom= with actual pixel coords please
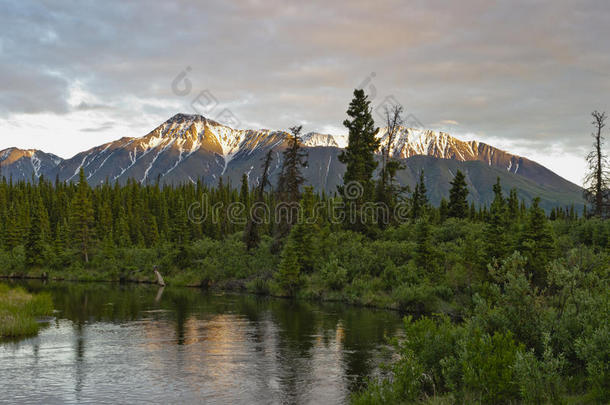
left=0, top=148, right=62, bottom=180
left=0, top=113, right=585, bottom=210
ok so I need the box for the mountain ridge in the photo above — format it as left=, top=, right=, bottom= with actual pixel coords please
left=0, top=113, right=585, bottom=210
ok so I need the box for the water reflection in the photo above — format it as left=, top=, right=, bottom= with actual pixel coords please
left=0, top=282, right=401, bottom=404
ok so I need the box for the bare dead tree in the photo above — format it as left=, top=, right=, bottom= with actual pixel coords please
left=380, top=104, right=404, bottom=190
left=583, top=111, right=609, bottom=218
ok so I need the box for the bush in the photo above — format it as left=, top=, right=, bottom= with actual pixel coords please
left=455, top=329, right=523, bottom=404
left=575, top=323, right=610, bottom=402
left=514, top=333, right=566, bottom=404
left=401, top=315, right=463, bottom=393
left=321, top=256, right=348, bottom=291
left=352, top=348, right=424, bottom=404
left=393, top=281, right=446, bottom=314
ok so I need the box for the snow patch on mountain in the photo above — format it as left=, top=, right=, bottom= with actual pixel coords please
left=30, top=153, right=41, bottom=178
left=302, top=132, right=348, bottom=148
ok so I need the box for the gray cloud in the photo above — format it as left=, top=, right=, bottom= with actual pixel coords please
left=80, top=121, right=115, bottom=133
left=0, top=0, right=608, bottom=183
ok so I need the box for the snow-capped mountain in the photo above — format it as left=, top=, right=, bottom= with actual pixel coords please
left=49, top=114, right=288, bottom=185
left=0, top=148, right=62, bottom=180
left=302, top=132, right=348, bottom=148
left=0, top=113, right=584, bottom=209
left=376, top=127, right=526, bottom=174
left=305, top=127, right=522, bottom=175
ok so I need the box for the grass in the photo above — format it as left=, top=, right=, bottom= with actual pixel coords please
left=0, top=283, right=54, bottom=339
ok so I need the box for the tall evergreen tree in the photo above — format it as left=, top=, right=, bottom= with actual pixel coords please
left=240, top=173, right=250, bottom=206
left=142, top=206, right=160, bottom=247
left=275, top=125, right=308, bottom=247
left=70, top=169, right=94, bottom=263
left=289, top=186, right=319, bottom=273
left=277, top=125, right=308, bottom=203
left=25, top=191, right=48, bottom=268
left=411, top=170, right=428, bottom=220
left=439, top=198, right=449, bottom=223
left=520, top=197, right=556, bottom=287
left=274, top=235, right=301, bottom=297
left=469, top=202, right=477, bottom=220
left=5, top=208, right=22, bottom=250
left=415, top=216, right=434, bottom=272
left=485, top=177, right=508, bottom=260
left=338, top=89, right=380, bottom=231
left=448, top=170, right=469, bottom=219
left=115, top=205, right=131, bottom=247
left=507, top=188, right=520, bottom=220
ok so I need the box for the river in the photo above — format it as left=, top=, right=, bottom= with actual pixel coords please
left=0, top=282, right=402, bottom=404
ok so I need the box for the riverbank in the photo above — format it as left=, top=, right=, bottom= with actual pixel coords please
left=0, top=271, right=409, bottom=314
left=0, top=284, right=54, bottom=339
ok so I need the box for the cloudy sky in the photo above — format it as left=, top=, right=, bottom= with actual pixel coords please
left=1, top=0, right=609, bottom=184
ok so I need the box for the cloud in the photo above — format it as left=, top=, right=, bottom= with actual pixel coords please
left=435, top=120, right=460, bottom=126
left=80, top=121, right=115, bottom=132
left=75, top=102, right=113, bottom=112
left=0, top=0, right=608, bottom=184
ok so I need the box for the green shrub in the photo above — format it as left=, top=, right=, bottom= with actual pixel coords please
left=401, top=315, right=463, bottom=393
left=514, top=333, right=566, bottom=404
left=456, top=329, right=523, bottom=404
left=393, top=281, right=445, bottom=314
left=352, top=348, right=424, bottom=404
left=575, top=323, right=610, bottom=402
left=321, top=256, right=348, bottom=291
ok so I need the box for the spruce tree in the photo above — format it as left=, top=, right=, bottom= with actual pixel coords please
left=5, top=208, right=21, bottom=250
left=115, top=206, right=131, bottom=247
left=520, top=197, right=556, bottom=287
left=25, top=191, right=47, bottom=268
left=70, top=169, right=94, bottom=263
left=448, top=170, right=469, bottom=219
left=289, top=186, right=318, bottom=273
left=240, top=174, right=249, bottom=206
left=415, top=216, right=434, bottom=272
left=277, top=125, right=308, bottom=203
left=411, top=170, right=428, bottom=220
left=338, top=89, right=380, bottom=231
left=143, top=206, right=159, bottom=247
left=53, top=218, right=69, bottom=267
left=439, top=198, right=449, bottom=223
left=469, top=202, right=477, bottom=220
left=275, top=235, right=301, bottom=297
left=98, top=199, right=113, bottom=238
left=485, top=177, right=508, bottom=260
left=507, top=188, right=520, bottom=220
left=275, top=125, right=308, bottom=247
